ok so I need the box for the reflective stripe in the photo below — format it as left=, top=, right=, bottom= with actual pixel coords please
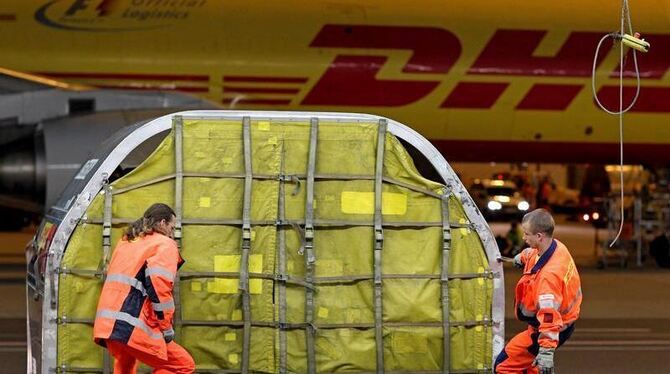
left=152, top=300, right=175, bottom=312
left=538, top=293, right=557, bottom=310
left=145, top=266, right=175, bottom=280
left=520, top=304, right=535, bottom=317
left=539, top=331, right=559, bottom=341
left=561, top=287, right=582, bottom=314
left=105, top=274, right=147, bottom=296
left=538, top=299, right=560, bottom=310
left=96, top=310, right=162, bottom=340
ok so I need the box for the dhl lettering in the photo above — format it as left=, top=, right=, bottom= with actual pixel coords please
left=611, top=34, right=670, bottom=79
left=304, top=26, right=670, bottom=112
left=600, top=32, right=670, bottom=111
left=441, top=82, right=508, bottom=109
left=309, top=25, right=461, bottom=74
left=597, top=86, right=670, bottom=113
left=516, top=84, right=583, bottom=111
left=302, top=25, right=461, bottom=106
left=469, top=30, right=610, bottom=77
left=302, top=55, right=442, bottom=106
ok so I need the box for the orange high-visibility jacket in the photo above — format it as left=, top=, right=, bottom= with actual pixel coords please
left=93, top=233, right=184, bottom=360
left=515, top=239, right=582, bottom=349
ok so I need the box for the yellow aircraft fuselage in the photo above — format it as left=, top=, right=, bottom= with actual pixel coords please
left=1, top=0, right=669, bottom=163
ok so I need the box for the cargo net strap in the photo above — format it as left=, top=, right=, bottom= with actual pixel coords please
left=239, top=117, right=253, bottom=373
left=303, top=117, right=319, bottom=374
left=173, top=116, right=184, bottom=339
left=374, top=119, right=387, bottom=374
left=99, top=179, right=113, bottom=374
left=441, top=192, right=452, bottom=374
left=57, top=267, right=493, bottom=284
left=110, top=172, right=443, bottom=199
left=55, top=317, right=494, bottom=329
left=82, top=217, right=476, bottom=229
left=277, top=137, right=289, bottom=374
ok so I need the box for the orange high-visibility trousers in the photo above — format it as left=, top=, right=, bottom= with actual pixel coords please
left=494, top=324, right=574, bottom=373
left=106, top=339, right=195, bottom=374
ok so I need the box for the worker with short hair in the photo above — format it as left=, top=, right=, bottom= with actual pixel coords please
left=93, top=203, right=195, bottom=374
left=495, top=208, right=582, bottom=374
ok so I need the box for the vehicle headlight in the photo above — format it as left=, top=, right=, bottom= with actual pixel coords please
left=494, top=195, right=510, bottom=203
left=487, top=201, right=502, bottom=211
left=517, top=201, right=530, bottom=211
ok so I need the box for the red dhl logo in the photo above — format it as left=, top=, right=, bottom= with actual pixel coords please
left=303, top=25, right=669, bottom=111
left=39, top=25, right=670, bottom=112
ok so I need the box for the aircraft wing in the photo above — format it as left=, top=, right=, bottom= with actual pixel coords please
left=0, top=67, right=216, bottom=224
left=0, top=66, right=89, bottom=93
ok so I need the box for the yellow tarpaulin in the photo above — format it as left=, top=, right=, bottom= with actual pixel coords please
left=57, top=117, right=493, bottom=373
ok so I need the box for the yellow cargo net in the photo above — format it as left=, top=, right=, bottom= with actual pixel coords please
left=57, top=117, right=493, bottom=373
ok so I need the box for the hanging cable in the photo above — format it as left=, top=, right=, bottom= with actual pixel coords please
left=591, top=0, right=649, bottom=247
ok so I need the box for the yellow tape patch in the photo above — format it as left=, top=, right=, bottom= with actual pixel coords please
left=210, top=254, right=263, bottom=294
left=190, top=281, right=202, bottom=292
left=206, top=281, right=215, bottom=293
left=477, top=266, right=485, bottom=285
left=229, top=353, right=239, bottom=364
left=340, top=192, right=407, bottom=215
left=257, top=121, right=270, bottom=131
left=459, top=218, right=470, bottom=235
left=225, top=333, right=236, bottom=341
left=199, top=197, right=211, bottom=208
left=318, top=307, right=329, bottom=318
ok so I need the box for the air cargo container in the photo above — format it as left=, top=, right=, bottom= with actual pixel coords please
left=26, top=111, right=504, bottom=373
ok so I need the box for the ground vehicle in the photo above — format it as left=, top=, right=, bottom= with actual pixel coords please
left=470, top=179, right=530, bottom=220
left=580, top=196, right=608, bottom=228
left=26, top=111, right=504, bottom=373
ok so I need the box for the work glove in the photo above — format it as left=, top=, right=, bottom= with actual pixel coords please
left=162, top=328, right=175, bottom=344
left=513, top=253, right=524, bottom=269
left=533, top=347, right=555, bottom=374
